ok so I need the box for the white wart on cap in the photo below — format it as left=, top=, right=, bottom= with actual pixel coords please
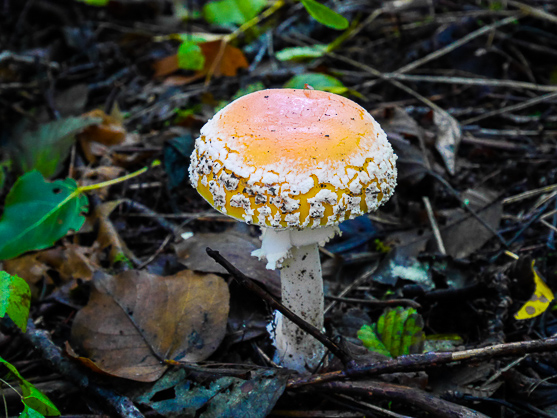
left=189, top=88, right=397, bottom=230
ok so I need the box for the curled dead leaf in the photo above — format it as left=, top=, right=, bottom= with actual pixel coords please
left=78, top=109, right=127, bottom=164
left=71, top=269, right=230, bottom=382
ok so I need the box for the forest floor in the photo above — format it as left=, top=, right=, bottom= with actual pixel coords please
left=2, top=0, right=557, bottom=417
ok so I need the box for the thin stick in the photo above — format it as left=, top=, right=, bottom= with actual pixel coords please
left=422, top=196, right=446, bottom=255
left=325, top=295, right=421, bottom=309
left=206, top=248, right=352, bottom=366
left=503, top=184, right=557, bottom=205
left=324, top=267, right=376, bottom=315
left=395, top=16, right=519, bottom=76
left=288, top=336, right=557, bottom=389
left=376, top=73, right=557, bottom=93
left=462, top=90, right=557, bottom=125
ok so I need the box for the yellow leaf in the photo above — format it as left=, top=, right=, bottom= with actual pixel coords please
left=515, top=260, right=554, bottom=320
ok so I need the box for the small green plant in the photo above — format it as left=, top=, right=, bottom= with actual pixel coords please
left=0, top=272, right=60, bottom=417
left=358, top=307, right=425, bottom=358
left=177, top=41, right=205, bottom=71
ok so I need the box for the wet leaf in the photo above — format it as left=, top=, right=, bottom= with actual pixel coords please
left=203, top=0, right=266, bottom=26
left=515, top=261, right=554, bottom=320
left=275, top=45, right=328, bottom=61
left=135, top=368, right=287, bottom=418
left=164, top=134, right=195, bottom=190
left=358, top=307, right=425, bottom=357
left=379, top=107, right=430, bottom=183
left=13, top=116, right=101, bottom=178
left=300, top=0, right=349, bottom=30
left=433, top=109, right=461, bottom=175
left=71, top=269, right=230, bottom=382
left=0, top=356, right=60, bottom=416
left=440, top=188, right=502, bottom=259
left=0, top=171, right=88, bottom=260
left=0, top=271, right=31, bottom=332
left=175, top=232, right=280, bottom=296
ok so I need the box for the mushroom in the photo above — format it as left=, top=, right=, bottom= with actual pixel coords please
left=189, top=89, right=397, bottom=372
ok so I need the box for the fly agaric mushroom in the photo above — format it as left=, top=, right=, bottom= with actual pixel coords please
left=189, top=89, right=397, bottom=372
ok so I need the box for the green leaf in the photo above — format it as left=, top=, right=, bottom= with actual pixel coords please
left=0, top=272, right=31, bottom=332
left=21, top=382, right=61, bottom=416
left=0, top=171, right=88, bottom=260
left=177, top=41, right=205, bottom=71
left=358, top=307, right=425, bottom=358
left=275, top=45, right=328, bottom=61
left=284, top=73, right=345, bottom=91
left=356, top=325, right=391, bottom=357
left=0, top=357, right=60, bottom=416
left=203, top=0, right=266, bottom=26
left=20, top=405, right=46, bottom=418
left=300, top=0, right=349, bottom=30
left=14, top=116, right=101, bottom=178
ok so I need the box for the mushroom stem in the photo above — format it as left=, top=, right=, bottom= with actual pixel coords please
left=275, top=243, right=325, bottom=372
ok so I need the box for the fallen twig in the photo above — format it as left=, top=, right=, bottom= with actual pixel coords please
left=206, top=247, right=353, bottom=366
left=9, top=320, right=144, bottom=418
left=288, top=336, right=557, bottom=389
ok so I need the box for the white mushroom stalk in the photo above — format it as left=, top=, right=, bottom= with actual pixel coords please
left=189, top=89, right=397, bottom=373
left=253, top=226, right=337, bottom=371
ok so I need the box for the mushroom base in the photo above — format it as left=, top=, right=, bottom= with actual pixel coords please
left=273, top=243, right=326, bottom=373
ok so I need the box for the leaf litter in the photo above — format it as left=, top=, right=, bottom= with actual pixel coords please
left=2, top=1, right=557, bottom=417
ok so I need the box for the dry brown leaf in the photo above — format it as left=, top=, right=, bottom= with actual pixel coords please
left=93, top=200, right=140, bottom=266
left=71, top=269, right=229, bottom=382
left=78, top=109, right=127, bottom=164
left=3, top=253, right=51, bottom=298
left=157, top=40, right=249, bottom=86
left=200, top=40, right=248, bottom=78
left=3, top=243, right=100, bottom=297
left=153, top=54, right=179, bottom=78
left=79, top=109, right=126, bottom=146
left=175, top=232, right=280, bottom=297
left=38, top=243, right=100, bottom=283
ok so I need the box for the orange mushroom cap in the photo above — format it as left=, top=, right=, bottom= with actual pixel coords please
left=189, top=89, right=397, bottom=230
